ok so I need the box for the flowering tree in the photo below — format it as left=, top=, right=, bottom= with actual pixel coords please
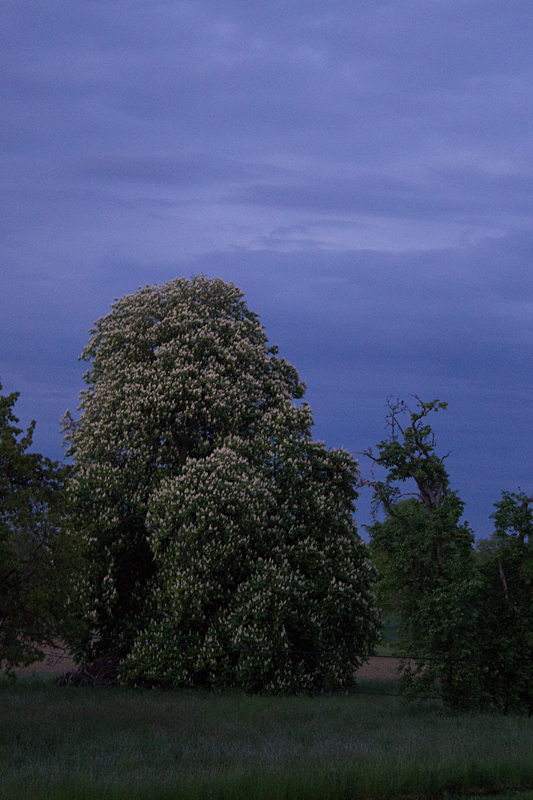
left=123, top=427, right=378, bottom=691
left=64, top=276, right=379, bottom=689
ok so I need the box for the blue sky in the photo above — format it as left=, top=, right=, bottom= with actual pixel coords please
left=2, top=0, right=533, bottom=538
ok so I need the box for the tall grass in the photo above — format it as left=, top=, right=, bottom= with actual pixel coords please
left=2, top=674, right=533, bottom=800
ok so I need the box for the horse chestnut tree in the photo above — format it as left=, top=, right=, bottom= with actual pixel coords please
left=63, top=275, right=379, bottom=691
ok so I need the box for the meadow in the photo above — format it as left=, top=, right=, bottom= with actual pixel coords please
left=1, top=668, right=533, bottom=800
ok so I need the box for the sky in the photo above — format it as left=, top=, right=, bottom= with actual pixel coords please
left=2, top=0, right=533, bottom=539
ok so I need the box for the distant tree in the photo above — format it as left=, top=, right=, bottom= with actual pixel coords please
left=362, top=398, right=480, bottom=709
left=0, top=382, right=77, bottom=676
left=64, top=276, right=380, bottom=690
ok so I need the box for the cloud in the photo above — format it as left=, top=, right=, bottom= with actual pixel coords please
left=237, top=169, right=533, bottom=223
left=78, top=154, right=273, bottom=186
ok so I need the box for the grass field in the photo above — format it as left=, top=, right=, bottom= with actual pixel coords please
left=1, top=671, right=533, bottom=800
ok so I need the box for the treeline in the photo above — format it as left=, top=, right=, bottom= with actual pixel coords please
left=0, top=276, right=531, bottom=712
left=361, top=398, right=533, bottom=714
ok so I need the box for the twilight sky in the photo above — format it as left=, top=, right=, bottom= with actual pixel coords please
left=2, top=0, right=533, bottom=539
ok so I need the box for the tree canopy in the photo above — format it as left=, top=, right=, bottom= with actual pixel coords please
left=362, top=398, right=478, bottom=708
left=474, top=491, right=533, bottom=713
left=363, top=398, right=533, bottom=713
left=0, top=382, right=76, bottom=675
left=63, top=275, right=380, bottom=691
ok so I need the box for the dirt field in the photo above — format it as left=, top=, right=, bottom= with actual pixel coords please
left=9, top=647, right=400, bottom=682
left=5, top=644, right=76, bottom=676
left=356, top=655, right=400, bottom=681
